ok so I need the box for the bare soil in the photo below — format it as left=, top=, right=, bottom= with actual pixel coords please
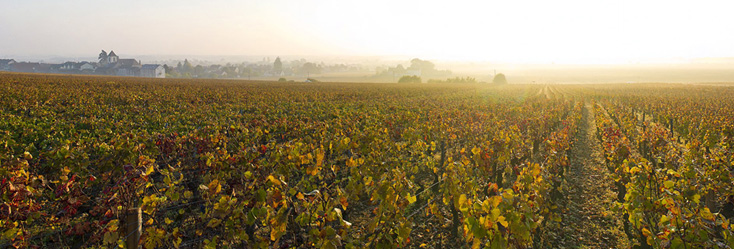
left=550, top=104, right=629, bottom=248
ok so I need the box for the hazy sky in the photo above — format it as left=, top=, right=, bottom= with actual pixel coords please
left=2, top=0, right=734, bottom=63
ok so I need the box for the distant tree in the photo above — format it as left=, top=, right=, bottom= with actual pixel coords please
left=398, top=75, right=422, bottom=83
left=183, top=59, right=193, bottom=73
left=194, top=65, right=204, bottom=76
left=222, top=66, right=236, bottom=77
left=409, top=58, right=435, bottom=72
left=176, top=62, right=183, bottom=71
left=300, top=62, right=321, bottom=76
left=427, top=77, right=478, bottom=84
left=278, top=77, right=287, bottom=82
left=492, top=73, right=508, bottom=84
left=394, top=64, right=405, bottom=73
left=98, top=50, right=108, bottom=64
left=273, top=57, right=283, bottom=74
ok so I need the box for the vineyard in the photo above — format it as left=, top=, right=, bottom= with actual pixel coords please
left=1, top=72, right=732, bottom=248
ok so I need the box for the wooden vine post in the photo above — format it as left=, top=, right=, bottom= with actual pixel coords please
left=125, top=207, right=142, bottom=249
left=669, top=118, right=674, bottom=138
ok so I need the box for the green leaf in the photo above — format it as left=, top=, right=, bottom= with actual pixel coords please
left=107, top=219, right=119, bottom=231
left=659, top=215, right=669, bottom=226
left=103, top=231, right=118, bottom=245
left=663, top=180, right=675, bottom=189
left=692, top=194, right=701, bottom=204
left=467, top=217, right=486, bottom=239
left=2, top=228, right=18, bottom=239
left=204, top=238, right=218, bottom=249
left=490, top=235, right=507, bottom=249
left=671, top=237, right=684, bottom=249
left=397, top=223, right=411, bottom=243
left=458, top=194, right=468, bottom=212
left=207, top=218, right=221, bottom=228
left=490, top=208, right=500, bottom=221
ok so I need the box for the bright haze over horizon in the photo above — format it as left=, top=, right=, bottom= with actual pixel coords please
left=2, top=0, right=734, bottom=65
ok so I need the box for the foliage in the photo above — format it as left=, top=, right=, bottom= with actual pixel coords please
left=397, top=75, right=421, bottom=83
left=273, top=57, right=283, bottom=74
left=492, top=73, right=508, bottom=85
left=374, top=59, right=452, bottom=80
left=427, top=77, right=478, bottom=84
left=408, top=58, right=436, bottom=72
left=587, top=84, right=734, bottom=248
left=1, top=73, right=731, bottom=248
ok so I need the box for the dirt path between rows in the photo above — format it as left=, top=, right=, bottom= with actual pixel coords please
left=551, top=104, right=629, bottom=248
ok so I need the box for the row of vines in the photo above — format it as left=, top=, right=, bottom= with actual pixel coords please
left=1, top=73, right=583, bottom=248
left=587, top=84, right=734, bottom=248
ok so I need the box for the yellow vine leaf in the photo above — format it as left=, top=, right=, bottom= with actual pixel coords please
left=316, top=149, right=325, bottom=167
left=458, top=194, right=468, bottom=212
left=471, top=147, right=481, bottom=156
left=406, top=193, right=417, bottom=204
left=208, top=179, right=222, bottom=195
left=701, top=207, right=715, bottom=220
left=497, top=216, right=508, bottom=228
left=267, top=175, right=281, bottom=186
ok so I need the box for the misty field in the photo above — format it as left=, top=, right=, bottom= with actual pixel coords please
left=2, top=72, right=733, bottom=248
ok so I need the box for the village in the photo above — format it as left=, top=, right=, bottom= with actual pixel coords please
left=0, top=50, right=165, bottom=78
left=0, top=50, right=370, bottom=80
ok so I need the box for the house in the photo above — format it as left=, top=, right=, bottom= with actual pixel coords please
left=10, top=62, right=41, bottom=73
left=80, top=62, right=96, bottom=72
left=105, top=50, right=119, bottom=65
left=117, top=58, right=139, bottom=68
left=0, top=59, right=15, bottom=71
left=141, top=64, right=165, bottom=78
left=116, top=58, right=141, bottom=76
left=95, top=50, right=141, bottom=76
left=95, top=66, right=114, bottom=75
left=59, top=61, right=80, bottom=71
left=34, top=64, right=54, bottom=73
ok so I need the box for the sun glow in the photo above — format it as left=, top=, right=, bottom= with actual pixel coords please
left=2, top=0, right=734, bottom=64
left=299, top=0, right=734, bottom=63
